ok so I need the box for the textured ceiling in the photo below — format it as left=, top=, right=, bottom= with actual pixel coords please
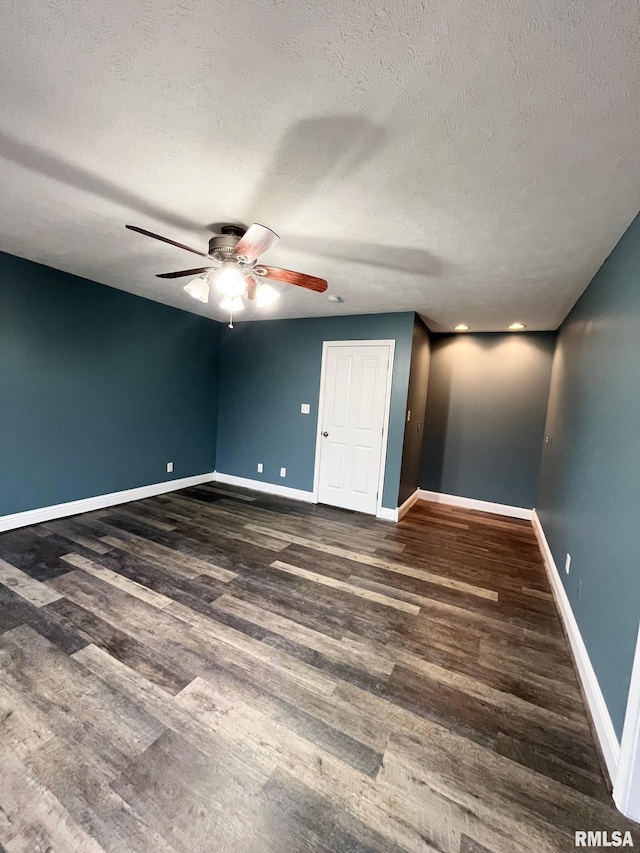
left=1, top=0, right=639, bottom=331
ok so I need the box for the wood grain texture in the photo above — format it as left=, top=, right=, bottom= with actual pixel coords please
left=261, top=265, right=328, bottom=293
left=0, top=557, right=63, bottom=607
left=0, top=485, right=636, bottom=851
left=271, top=559, right=422, bottom=614
left=233, top=222, right=279, bottom=263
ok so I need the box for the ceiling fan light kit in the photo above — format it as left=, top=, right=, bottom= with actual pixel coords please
left=183, top=274, right=210, bottom=303
left=255, top=282, right=279, bottom=307
left=126, top=222, right=328, bottom=327
left=220, top=296, right=244, bottom=312
left=211, top=262, right=247, bottom=298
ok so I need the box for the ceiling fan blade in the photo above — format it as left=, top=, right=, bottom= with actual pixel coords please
left=156, top=267, right=212, bottom=279
left=126, top=225, right=209, bottom=258
left=262, top=266, right=327, bottom=293
left=233, top=223, right=279, bottom=263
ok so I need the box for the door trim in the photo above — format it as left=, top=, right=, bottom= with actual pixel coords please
left=312, top=339, right=395, bottom=517
left=614, top=621, right=640, bottom=820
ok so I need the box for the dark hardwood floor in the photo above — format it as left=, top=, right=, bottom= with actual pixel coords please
left=0, top=485, right=636, bottom=852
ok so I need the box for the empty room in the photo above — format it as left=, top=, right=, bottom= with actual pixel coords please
left=1, top=0, right=639, bottom=851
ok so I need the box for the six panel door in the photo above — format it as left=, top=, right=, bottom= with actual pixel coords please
left=317, top=344, right=391, bottom=514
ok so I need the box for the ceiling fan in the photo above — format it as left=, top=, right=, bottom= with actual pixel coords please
left=126, top=222, right=328, bottom=327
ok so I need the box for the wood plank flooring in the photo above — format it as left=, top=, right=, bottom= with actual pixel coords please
left=0, top=485, right=637, bottom=852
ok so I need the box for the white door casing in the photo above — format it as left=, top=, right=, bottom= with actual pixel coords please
left=614, top=621, right=640, bottom=821
left=314, top=341, right=394, bottom=515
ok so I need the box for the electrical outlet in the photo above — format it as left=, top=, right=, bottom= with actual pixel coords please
left=280, top=467, right=286, bottom=478
left=545, top=434, right=553, bottom=446
left=565, top=553, right=571, bottom=574
left=166, top=462, right=173, bottom=473
left=300, top=403, right=310, bottom=414
left=257, top=463, right=263, bottom=473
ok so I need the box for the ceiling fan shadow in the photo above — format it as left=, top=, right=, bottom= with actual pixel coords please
left=284, top=235, right=448, bottom=278
left=0, top=130, right=200, bottom=232
left=244, top=115, right=386, bottom=226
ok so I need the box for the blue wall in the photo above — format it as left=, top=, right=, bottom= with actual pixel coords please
left=421, top=333, right=555, bottom=509
left=215, top=313, right=415, bottom=509
left=0, top=252, right=219, bottom=515
left=537, top=214, right=640, bottom=739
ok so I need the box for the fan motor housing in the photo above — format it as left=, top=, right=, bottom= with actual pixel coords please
left=208, top=234, right=239, bottom=255
left=208, top=225, right=248, bottom=259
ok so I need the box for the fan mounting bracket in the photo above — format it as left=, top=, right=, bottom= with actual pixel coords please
left=220, top=224, right=246, bottom=238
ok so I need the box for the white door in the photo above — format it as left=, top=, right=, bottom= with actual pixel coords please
left=316, top=343, right=392, bottom=514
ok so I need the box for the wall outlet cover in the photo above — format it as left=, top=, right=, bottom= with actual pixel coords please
left=257, top=463, right=263, bottom=473
left=565, top=553, right=571, bottom=574
left=166, top=462, right=174, bottom=473
left=280, top=467, right=286, bottom=477
left=301, top=403, right=310, bottom=414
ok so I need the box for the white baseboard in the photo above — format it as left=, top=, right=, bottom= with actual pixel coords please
left=532, top=510, right=620, bottom=783
left=376, top=506, right=398, bottom=522
left=398, top=488, right=420, bottom=521
left=418, top=490, right=533, bottom=520
left=0, top=472, right=216, bottom=533
left=375, top=489, right=421, bottom=523
left=213, top=472, right=314, bottom=503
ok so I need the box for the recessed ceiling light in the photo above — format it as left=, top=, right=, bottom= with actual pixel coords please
left=508, top=322, right=526, bottom=331
left=454, top=324, right=469, bottom=332
left=327, top=294, right=343, bottom=303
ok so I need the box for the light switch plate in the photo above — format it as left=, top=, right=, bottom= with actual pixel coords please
left=257, top=463, right=263, bottom=473
left=166, top=462, right=174, bottom=473
left=407, top=410, right=411, bottom=422
left=565, top=553, right=571, bottom=574
left=301, top=403, right=310, bottom=414
left=280, top=467, right=286, bottom=477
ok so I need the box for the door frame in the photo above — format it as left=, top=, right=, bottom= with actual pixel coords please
left=614, top=620, right=640, bottom=820
left=312, top=339, right=396, bottom=517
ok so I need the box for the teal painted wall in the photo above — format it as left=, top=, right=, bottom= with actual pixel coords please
left=420, top=333, right=555, bottom=509
left=0, top=252, right=220, bottom=515
left=215, top=313, right=415, bottom=509
left=537, top=213, right=640, bottom=739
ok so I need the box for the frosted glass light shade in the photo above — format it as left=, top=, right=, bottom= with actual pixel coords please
left=212, top=263, right=246, bottom=298
left=183, top=274, right=209, bottom=303
left=220, top=296, right=244, bottom=312
left=255, top=283, right=279, bottom=307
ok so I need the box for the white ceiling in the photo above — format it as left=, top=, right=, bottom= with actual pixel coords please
left=1, top=0, right=639, bottom=331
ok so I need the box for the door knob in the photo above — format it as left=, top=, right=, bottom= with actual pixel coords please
left=322, top=431, right=329, bottom=437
